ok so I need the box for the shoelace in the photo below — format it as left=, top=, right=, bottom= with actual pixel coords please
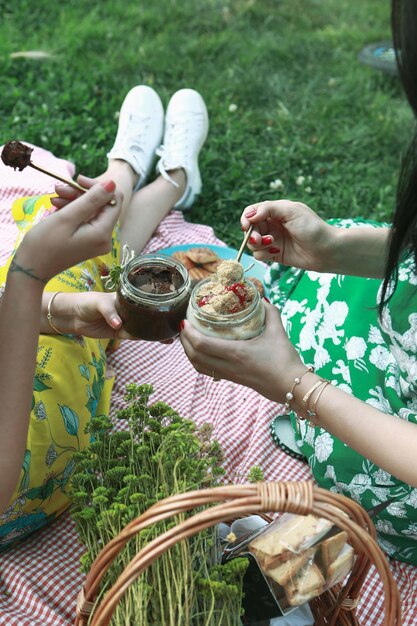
left=115, top=113, right=152, bottom=177
left=156, top=111, right=206, bottom=188
left=156, top=143, right=180, bottom=188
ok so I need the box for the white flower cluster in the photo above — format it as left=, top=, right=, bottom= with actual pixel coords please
left=269, top=178, right=284, bottom=191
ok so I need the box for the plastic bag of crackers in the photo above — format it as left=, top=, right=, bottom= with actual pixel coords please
left=171, top=247, right=265, bottom=295
left=223, top=512, right=355, bottom=620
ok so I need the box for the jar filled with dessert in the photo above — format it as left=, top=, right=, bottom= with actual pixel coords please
left=186, top=259, right=265, bottom=340
left=117, top=254, right=192, bottom=341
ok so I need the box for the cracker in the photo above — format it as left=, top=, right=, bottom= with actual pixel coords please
left=187, top=247, right=219, bottom=264
left=203, top=259, right=222, bottom=273
left=284, top=561, right=325, bottom=606
left=326, top=544, right=354, bottom=587
left=264, top=548, right=314, bottom=587
left=319, top=531, right=348, bottom=571
left=171, top=251, right=195, bottom=270
left=249, top=515, right=333, bottom=566
left=189, top=266, right=211, bottom=281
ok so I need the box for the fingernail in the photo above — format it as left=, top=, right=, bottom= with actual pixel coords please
left=179, top=319, right=185, bottom=333
left=261, top=235, right=273, bottom=246
left=244, top=209, right=257, bottom=218
left=269, top=246, right=281, bottom=254
left=103, top=180, right=116, bottom=192
left=264, top=296, right=270, bottom=303
left=249, top=236, right=256, bottom=245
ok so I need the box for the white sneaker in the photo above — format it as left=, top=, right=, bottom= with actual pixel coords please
left=107, top=85, right=164, bottom=191
left=156, top=88, right=209, bottom=210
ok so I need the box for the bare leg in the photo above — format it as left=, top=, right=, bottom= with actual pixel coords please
left=120, top=169, right=186, bottom=253
left=96, top=159, right=138, bottom=226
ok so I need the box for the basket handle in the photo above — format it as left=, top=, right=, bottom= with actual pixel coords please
left=75, top=481, right=402, bottom=626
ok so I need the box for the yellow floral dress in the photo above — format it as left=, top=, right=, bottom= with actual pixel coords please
left=0, top=194, right=119, bottom=547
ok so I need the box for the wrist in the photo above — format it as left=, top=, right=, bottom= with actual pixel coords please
left=43, top=292, right=74, bottom=335
left=326, top=226, right=389, bottom=278
left=286, top=370, right=332, bottom=429
left=283, top=367, right=322, bottom=414
left=327, top=226, right=350, bottom=275
left=315, top=223, right=340, bottom=274
left=9, top=252, right=49, bottom=287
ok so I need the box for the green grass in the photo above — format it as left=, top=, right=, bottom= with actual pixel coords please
left=0, top=0, right=412, bottom=247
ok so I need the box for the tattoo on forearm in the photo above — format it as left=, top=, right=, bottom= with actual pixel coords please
left=9, top=258, right=47, bottom=284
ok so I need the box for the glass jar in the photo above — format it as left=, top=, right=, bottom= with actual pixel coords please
left=186, top=277, right=265, bottom=340
left=117, top=254, right=191, bottom=341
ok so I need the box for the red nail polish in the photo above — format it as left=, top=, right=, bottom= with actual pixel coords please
left=103, top=180, right=116, bottom=192
left=269, top=246, right=281, bottom=254
left=244, top=209, right=257, bottom=218
left=249, top=236, right=256, bottom=245
left=261, top=235, right=273, bottom=246
left=179, top=319, right=185, bottom=333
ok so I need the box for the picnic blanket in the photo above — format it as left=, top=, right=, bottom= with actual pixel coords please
left=0, top=147, right=416, bottom=625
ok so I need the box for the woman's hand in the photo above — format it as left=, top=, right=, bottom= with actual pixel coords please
left=50, top=174, right=98, bottom=210
left=241, top=199, right=336, bottom=272
left=15, top=178, right=122, bottom=283
left=180, top=301, right=304, bottom=402
left=45, top=291, right=135, bottom=339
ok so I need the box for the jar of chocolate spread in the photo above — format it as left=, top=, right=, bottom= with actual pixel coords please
left=117, top=254, right=191, bottom=341
left=186, top=277, right=265, bottom=340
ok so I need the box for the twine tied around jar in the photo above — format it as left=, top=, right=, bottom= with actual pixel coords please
left=103, top=244, right=136, bottom=291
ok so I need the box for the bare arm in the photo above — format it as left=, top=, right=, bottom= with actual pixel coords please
left=180, top=303, right=417, bottom=488
left=0, top=181, right=120, bottom=514
left=242, top=200, right=390, bottom=278
left=0, top=258, right=44, bottom=512
left=286, top=369, right=417, bottom=486
left=328, top=225, right=390, bottom=278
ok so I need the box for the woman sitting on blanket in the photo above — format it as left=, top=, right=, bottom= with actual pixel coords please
left=181, top=0, right=417, bottom=567
left=0, top=86, right=208, bottom=546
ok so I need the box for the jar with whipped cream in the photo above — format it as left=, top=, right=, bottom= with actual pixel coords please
left=117, top=254, right=191, bottom=341
left=186, top=276, right=265, bottom=340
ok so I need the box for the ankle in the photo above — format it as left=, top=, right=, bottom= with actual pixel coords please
left=107, top=159, right=139, bottom=190
left=164, top=167, right=186, bottom=196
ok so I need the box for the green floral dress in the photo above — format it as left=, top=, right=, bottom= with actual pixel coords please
left=0, top=194, right=120, bottom=548
left=266, top=218, right=417, bottom=566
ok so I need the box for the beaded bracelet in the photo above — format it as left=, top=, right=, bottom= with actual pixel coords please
left=283, top=365, right=314, bottom=413
left=47, top=291, right=64, bottom=335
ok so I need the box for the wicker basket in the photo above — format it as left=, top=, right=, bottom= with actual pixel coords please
left=74, top=481, right=402, bottom=626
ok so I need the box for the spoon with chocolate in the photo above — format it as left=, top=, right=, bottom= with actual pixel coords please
left=1, top=140, right=116, bottom=204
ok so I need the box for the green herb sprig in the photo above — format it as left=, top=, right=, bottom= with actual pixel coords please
left=69, top=383, right=248, bottom=625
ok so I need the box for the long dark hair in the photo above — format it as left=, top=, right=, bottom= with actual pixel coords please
left=379, top=0, right=417, bottom=311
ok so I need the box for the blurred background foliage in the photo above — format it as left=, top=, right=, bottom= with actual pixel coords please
left=0, top=0, right=409, bottom=245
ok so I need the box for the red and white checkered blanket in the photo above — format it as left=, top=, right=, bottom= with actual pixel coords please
left=0, top=147, right=416, bottom=625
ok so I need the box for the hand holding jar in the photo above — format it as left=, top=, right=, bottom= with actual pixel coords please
left=180, top=299, right=304, bottom=400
